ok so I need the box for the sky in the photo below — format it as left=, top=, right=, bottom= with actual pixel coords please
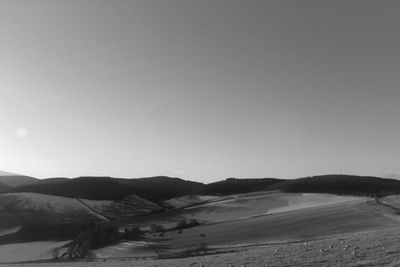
left=0, top=0, right=399, bottom=182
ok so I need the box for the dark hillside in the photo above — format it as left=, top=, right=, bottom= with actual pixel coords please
left=0, top=182, right=9, bottom=193
left=7, top=176, right=204, bottom=201
left=39, top=177, right=71, bottom=184
left=7, top=174, right=400, bottom=201
left=8, top=177, right=130, bottom=200
left=116, top=176, right=204, bottom=200
left=199, top=178, right=283, bottom=195
left=0, top=173, right=39, bottom=187
left=268, top=175, right=400, bottom=196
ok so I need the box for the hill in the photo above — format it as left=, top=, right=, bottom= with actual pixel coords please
left=0, top=171, right=14, bottom=176
left=268, top=175, right=400, bottom=196
left=7, top=176, right=204, bottom=202
left=39, top=177, right=71, bottom=184
left=198, top=177, right=283, bottom=195
left=0, top=192, right=162, bottom=230
left=116, top=176, right=204, bottom=200
left=0, top=171, right=39, bottom=187
left=6, top=174, right=400, bottom=203
left=0, top=192, right=102, bottom=229
left=0, top=182, right=9, bottom=193
left=7, top=177, right=130, bottom=200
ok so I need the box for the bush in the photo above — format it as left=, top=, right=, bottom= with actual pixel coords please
left=150, top=224, right=165, bottom=233
left=175, top=218, right=199, bottom=230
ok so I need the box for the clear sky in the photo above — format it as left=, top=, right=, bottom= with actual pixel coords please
left=0, top=0, right=399, bottom=181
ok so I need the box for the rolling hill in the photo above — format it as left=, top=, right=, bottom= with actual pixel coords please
left=0, top=192, right=162, bottom=230
left=0, top=171, right=39, bottom=188
left=0, top=182, right=9, bottom=193
left=198, top=177, right=283, bottom=195
left=5, top=174, right=400, bottom=203
left=268, top=175, right=400, bottom=196
left=7, top=176, right=205, bottom=202
left=116, top=176, right=204, bottom=200
left=7, top=177, right=131, bottom=200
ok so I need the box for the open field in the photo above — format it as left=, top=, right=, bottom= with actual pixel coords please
left=2, top=192, right=400, bottom=265
left=147, top=196, right=397, bottom=252
left=117, top=192, right=377, bottom=227
left=0, top=240, right=70, bottom=263
left=4, top=227, right=400, bottom=266
left=381, top=195, right=400, bottom=209
left=103, top=193, right=399, bottom=259
left=163, top=195, right=217, bottom=209
left=0, top=193, right=101, bottom=229
left=180, top=192, right=365, bottom=222
left=0, top=192, right=161, bottom=229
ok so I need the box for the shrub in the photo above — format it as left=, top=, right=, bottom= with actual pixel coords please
left=175, top=218, right=199, bottom=230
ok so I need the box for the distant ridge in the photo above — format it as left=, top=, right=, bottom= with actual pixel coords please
left=0, top=170, right=16, bottom=176
left=198, top=178, right=283, bottom=195
left=4, top=174, right=400, bottom=201
left=0, top=170, right=39, bottom=187
left=7, top=176, right=204, bottom=201
left=268, top=174, right=400, bottom=196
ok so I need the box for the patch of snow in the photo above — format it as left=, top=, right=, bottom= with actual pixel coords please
left=0, top=240, right=71, bottom=263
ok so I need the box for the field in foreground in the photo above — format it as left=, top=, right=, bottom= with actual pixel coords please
left=4, top=227, right=400, bottom=266
left=118, top=192, right=398, bottom=254
left=0, top=241, right=70, bottom=263
left=2, top=192, right=400, bottom=266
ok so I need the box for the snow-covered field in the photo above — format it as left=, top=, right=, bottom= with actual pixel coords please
left=0, top=227, right=20, bottom=236
left=0, top=193, right=102, bottom=228
left=80, top=194, right=162, bottom=219
left=1, top=192, right=399, bottom=265
left=381, top=194, right=400, bottom=209
left=163, top=195, right=217, bottom=209
left=0, top=193, right=97, bottom=215
left=146, top=194, right=396, bottom=253
left=0, top=240, right=70, bottom=263
left=89, top=240, right=158, bottom=259
left=4, top=227, right=400, bottom=266
left=0, top=192, right=162, bottom=229
left=181, top=192, right=366, bottom=222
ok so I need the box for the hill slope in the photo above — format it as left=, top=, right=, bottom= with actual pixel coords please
left=198, top=178, right=283, bottom=195
left=268, top=175, right=400, bottom=196
left=7, top=177, right=130, bottom=200
left=7, top=176, right=204, bottom=201
left=0, top=171, right=39, bottom=187
left=116, top=176, right=204, bottom=200
left=0, top=192, right=102, bottom=229
left=0, top=192, right=162, bottom=229
left=6, top=174, right=400, bottom=203
left=0, top=182, right=9, bottom=193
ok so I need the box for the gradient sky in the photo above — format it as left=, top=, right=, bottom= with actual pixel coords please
left=0, top=0, right=399, bottom=181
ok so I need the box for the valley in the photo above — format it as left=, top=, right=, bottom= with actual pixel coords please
left=1, top=174, right=400, bottom=266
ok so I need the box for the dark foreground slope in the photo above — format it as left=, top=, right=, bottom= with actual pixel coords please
left=268, top=175, right=400, bottom=196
